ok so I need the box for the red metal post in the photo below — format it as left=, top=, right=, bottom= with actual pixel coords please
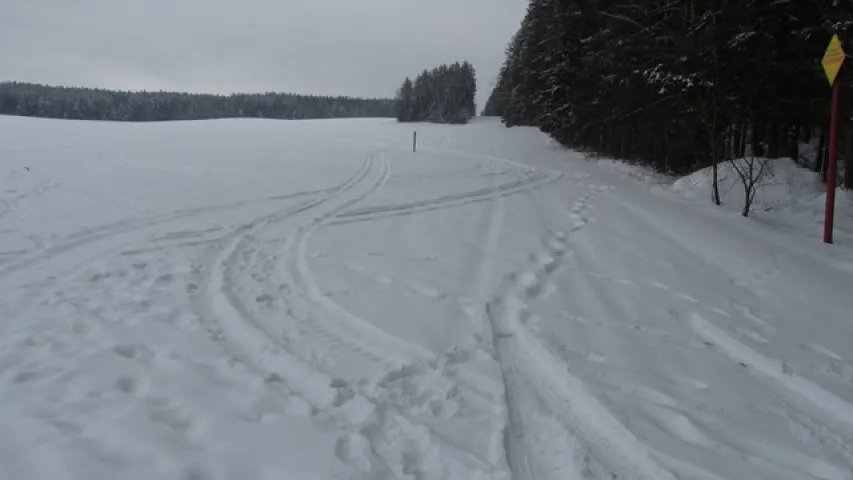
left=824, top=78, right=841, bottom=244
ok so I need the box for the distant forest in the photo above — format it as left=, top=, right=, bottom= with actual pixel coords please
left=0, top=82, right=397, bottom=122
left=395, top=62, right=477, bottom=124
left=484, top=0, right=853, bottom=190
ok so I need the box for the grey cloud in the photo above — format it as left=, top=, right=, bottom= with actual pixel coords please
left=0, top=0, right=526, bottom=110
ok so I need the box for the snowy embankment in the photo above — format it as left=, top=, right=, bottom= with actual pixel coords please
left=597, top=152, right=853, bottom=258
left=1, top=115, right=852, bottom=480
left=671, top=157, right=853, bottom=242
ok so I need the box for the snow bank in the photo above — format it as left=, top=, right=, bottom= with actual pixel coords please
left=671, top=157, right=853, bottom=237
left=673, top=157, right=819, bottom=212
left=571, top=145, right=853, bottom=244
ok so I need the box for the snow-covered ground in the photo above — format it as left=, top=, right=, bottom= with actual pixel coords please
left=1, top=115, right=852, bottom=480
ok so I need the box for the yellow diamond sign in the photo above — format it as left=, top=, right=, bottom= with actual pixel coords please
left=823, top=34, right=846, bottom=86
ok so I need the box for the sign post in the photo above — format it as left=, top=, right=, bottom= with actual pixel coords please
left=822, top=34, right=845, bottom=244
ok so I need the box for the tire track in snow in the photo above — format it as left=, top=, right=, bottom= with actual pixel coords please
left=278, top=137, right=514, bottom=477
left=278, top=149, right=510, bottom=475
left=329, top=170, right=564, bottom=226
left=385, top=163, right=491, bottom=185
left=0, top=188, right=330, bottom=284
left=0, top=190, right=330, bottom=314
left=194, top=151, right=508, bottom=478
left=486, top=186, right=677, bottom=480
left=199, top=148, right=427, bottom=386
left=193, top=152, right=383, bottom=407
left=0, top=188, right=334, bottom=328
left=330, top=138, right=576, bottom=226
left=278, top=135, right=513, bottom=404
left=279, top=151, right=437, bottom=375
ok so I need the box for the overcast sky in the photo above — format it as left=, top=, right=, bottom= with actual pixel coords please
left=0, top=0, right=526, bottom=112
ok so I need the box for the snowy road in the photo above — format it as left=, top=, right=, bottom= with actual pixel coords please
left=1, top=116, right=852, bottom=480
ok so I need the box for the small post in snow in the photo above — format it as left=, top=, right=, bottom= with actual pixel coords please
left=821, top=34, right=845, bottom=244
left=413, top=131, right=417, bottom=153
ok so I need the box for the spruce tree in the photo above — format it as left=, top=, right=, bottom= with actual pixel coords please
left=395, top=62, right=477, bottom=124
left=396, top=78, right=415, bottom=122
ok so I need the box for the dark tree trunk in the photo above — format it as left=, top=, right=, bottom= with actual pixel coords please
left=737, top=121, right=748, bottom=158
left=788, top=122, right=800, bottom=162
left=815, top=130, right=826, bottom=173
left=768, top=119, right=781, bottom=158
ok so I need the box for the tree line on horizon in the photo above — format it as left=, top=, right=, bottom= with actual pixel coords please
left=483, top=0, right=853, bottom=194
left=395, top=62, right=477, bottom=124
left=0, top=82, right=397, bottom=122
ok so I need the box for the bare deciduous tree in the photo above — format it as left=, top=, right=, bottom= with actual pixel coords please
left=731, top=155, right=773, bottom=217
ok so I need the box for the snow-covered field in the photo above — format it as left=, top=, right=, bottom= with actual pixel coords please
left=1, top=115, right=852, bottom=480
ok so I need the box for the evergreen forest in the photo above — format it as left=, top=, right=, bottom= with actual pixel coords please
left=0, top=82, right=396, bottom=122
left=483, top=0, right=853, bottom=190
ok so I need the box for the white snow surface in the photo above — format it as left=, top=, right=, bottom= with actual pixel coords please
left=1, top=115, right=852, bottom=480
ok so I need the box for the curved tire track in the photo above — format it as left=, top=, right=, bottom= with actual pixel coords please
left=330, top=170, right=563, bottom=226
left=197, top=148, right=428, bottom=384
left=0, top=187, right=334, bottom=328
left=0, top=188, right=330, bottom=283
left=195, top=151, right=504, bottom=476
left=278, top=151, right=437, bottom=375
left=191, top=152, right=382, bottom=406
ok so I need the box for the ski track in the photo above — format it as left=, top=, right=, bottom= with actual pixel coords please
left=677, top=310, right=853, bottom=474
left=0, top=188, right=330, bottom=284
left=269, top=139, right=562, bottom=477
left=487, top=185, right=677, bottom=480
left=683, top=310, right=853, bottom=433
left=197, top=150, right=382, bottom=392
left=275, top=145, right=518, bottom=476
left=0, top=189, right=334, bottom=327
left=386, top=163, right=490, bottom=185
left=195, top=148, right=512, bottom=478
left=283, top=150, right=436, bottom=371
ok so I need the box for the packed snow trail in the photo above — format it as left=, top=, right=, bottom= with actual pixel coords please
left=1, top=116, right=852, bottom=480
